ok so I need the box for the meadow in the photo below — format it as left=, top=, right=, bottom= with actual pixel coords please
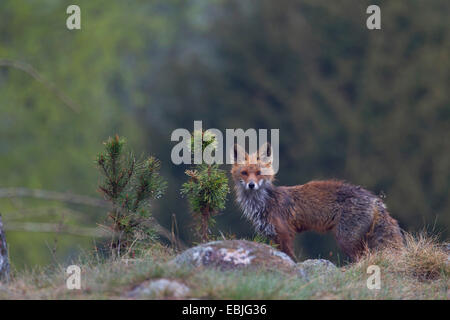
left=1, top=233, right=448, bottom=300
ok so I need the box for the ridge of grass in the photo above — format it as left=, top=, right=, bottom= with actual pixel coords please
left=0, top=233, right=448, bottom=300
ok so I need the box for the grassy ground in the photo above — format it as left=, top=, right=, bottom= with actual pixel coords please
left=0, top=234, right=448, bottom=299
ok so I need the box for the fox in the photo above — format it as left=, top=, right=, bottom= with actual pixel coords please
left=231, top=142, right=404, bottom=261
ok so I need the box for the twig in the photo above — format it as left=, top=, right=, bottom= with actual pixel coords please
left=171, top=213, right=181, bottom=252
left=3, top=221, right=110, bottom=238
left=0, top=59, right=80, bottom=113
left=0, top=187, right=188, bottom=249
left=0, top=187, right=110, bottom=208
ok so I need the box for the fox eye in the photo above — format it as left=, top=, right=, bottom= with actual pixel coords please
left=241, top=170, right=248, bottom=176
left=256, top=170, right=261, bottom=175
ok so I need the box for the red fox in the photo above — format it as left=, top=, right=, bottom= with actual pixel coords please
left=231, top=143, right=404, bottom=261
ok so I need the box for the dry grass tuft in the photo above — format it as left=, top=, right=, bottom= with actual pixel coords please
left=397, top=233, right=449, bottom=280
left=354, top=232, right=449, bottom=281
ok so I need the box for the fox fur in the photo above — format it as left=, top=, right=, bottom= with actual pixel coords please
left=231, top=143, right=404, bottom=261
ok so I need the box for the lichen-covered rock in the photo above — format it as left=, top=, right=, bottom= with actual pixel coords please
left=444, top=244, right=450, bottom=265
left=445, top=243, right=450, bottom=253
left=440, top=243, right=450, bottom=266
left=172, top=240, right=296, bottom=272
left=296, top=259, right=338, bottom=280
left=0, top=215, right=10, bottom=282
left=127, top=279, right=190, bottom=299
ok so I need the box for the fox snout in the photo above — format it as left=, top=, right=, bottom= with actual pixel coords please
left=237, top=177, right=261, bottom=190
left=242, top=178, right=266, bottom=190
left=246, top=180, right=257, bottom=190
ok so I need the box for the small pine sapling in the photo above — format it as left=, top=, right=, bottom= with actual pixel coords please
left=181, top=130, right=230, bottom=242
left=96, top=135, right=167, bottom=257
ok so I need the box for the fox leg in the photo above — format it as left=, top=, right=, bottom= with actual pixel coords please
left=275, top=232, right=296, bottom=261
left=365, top=212, right=404, bottom=251
left=334, top=225, right=367, bottom=261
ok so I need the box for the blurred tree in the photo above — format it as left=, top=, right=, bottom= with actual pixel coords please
left=0, top=0, right=178, bottom=267
left=0, top=0, right=448, bottom=266
left=135, top=0, right=450, bottom=258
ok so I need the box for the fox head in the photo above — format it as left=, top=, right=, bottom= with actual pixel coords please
left=230, top=142, right=275, bottom=191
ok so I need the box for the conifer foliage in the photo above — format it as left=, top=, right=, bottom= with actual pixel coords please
left=96, top=135, right=167, bottom=256
left=181, top=131, right=230, bottom=242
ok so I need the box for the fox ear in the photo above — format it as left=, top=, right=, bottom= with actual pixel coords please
left=258, top=142, right=272, bottom=164
left=231, top=143, right=247, bottom=164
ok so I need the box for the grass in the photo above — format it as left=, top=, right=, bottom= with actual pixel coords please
left=0, top=233, right=448, bottom=300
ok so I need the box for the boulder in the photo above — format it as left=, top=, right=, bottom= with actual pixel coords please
left=127, top=279, right=190, bottom=299
left=171, top=240, right=340, bottom=281
left=171, top=240, right=296, bottom=272
left=443, top=243, right=450, bottom=265
left=296, top=259, right=338, bottom=280
left=0, top=214, right=10, bottom=282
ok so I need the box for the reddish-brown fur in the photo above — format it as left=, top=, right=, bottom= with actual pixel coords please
left=231, top=143, right=404, bottom=261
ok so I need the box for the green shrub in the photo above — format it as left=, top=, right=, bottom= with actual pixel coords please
left=96, top=135, right=167, bottom=256
left=181, top=130, right=230, bottom=242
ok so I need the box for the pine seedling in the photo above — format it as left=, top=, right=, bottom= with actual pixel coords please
left=181, top=130, right=230, bottom=242
left=96, top=135, right=167, bottom=256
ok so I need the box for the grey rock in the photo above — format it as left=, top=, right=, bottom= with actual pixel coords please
left=127, top=278, right=190, bottom=299
left=440, top=243, right=450, bottom=265
left=0, top=214, right=10, bottom=282
left=443, top=243, right=450, bottom=254
left=444, top=243, right=450, bottom=264
left=296, top=259, right=338, bottom=280
left=171, top=240, right=341, bottom=282
left=172, top=240, right=296, bottom=272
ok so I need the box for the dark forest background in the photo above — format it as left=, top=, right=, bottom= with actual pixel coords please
left=0, top=0, right=449, bottom=268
